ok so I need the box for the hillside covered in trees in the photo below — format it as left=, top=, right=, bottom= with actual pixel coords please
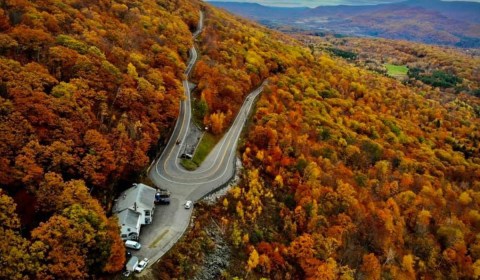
left=157, top=3, right=480, bottom=280
left=0, top=0, right=201, bottom=278
left=300, top=35, right=480, bottom=95
left=1, top=0, right=480, bottom=279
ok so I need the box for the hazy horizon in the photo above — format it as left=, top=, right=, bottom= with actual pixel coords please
left=206, top=0, right=480, bottom=8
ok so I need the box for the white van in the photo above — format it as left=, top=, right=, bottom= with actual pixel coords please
left=125, top=240, right=141, bottom=250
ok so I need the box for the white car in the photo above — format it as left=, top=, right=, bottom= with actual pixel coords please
left=125, top=240, right=141, bottom=250
left=134, top=258, right=149, bottom=273
left=185, top=200, right=193, bottom=209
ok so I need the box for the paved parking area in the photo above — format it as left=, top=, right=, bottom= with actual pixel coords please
left=130, top=195, right=192, bottom=265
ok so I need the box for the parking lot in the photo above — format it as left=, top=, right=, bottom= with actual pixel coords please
left=126, top=194, right=193, bottom=274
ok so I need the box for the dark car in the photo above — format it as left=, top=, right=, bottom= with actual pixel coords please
left=157, top=197, right=170, bottom=205
left=155, top=190, right=171, bottom=205
left=180, top=153, right=193, bottom=159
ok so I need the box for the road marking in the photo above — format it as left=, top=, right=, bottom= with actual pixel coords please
left=150, top=10, right=268, bottom=184
left=149, top=229, right=170, bottom=248
left=143, top=10, right=264, bottom=268
left=153, top=83, right=265, bottom=185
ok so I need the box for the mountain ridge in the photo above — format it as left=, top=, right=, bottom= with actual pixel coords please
left=209, top=0, right=480, bottom=46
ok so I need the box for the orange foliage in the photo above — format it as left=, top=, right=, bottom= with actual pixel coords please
left=0, top=0, right=200, bottom=277
left=215, top=18, right=480, bottom=278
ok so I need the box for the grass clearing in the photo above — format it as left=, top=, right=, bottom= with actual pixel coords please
left=192, top=133, right=219, bottom=165
left=179, top=133, right=220, bottom=170
left=385, top=63, right=408, bottom=78
left=180, top=159, right=198, bottom=171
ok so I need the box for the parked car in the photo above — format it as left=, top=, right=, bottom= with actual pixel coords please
left=159, top=192, right=170, bottom=198
left=134, top=258, right=149, bottom=273
left=180, top=153, right=193, bottom=159
left=185, top=200, right=193, bottom=209
left=125, top=240, right=141, bottom=250
left=157, top=197, right=170, bottom=204
left=155, top=190, right=171, bottom=205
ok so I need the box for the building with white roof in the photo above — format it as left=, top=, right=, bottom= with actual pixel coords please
left=113, top=183, right=156, bottom=241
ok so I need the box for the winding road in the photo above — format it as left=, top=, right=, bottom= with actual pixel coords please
left=136, top=11, right=266, bottom=268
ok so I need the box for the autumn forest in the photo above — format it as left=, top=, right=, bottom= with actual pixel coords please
left=1, top=0, right=480, bottom=279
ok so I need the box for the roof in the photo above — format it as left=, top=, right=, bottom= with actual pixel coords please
left=116, top=209, right=140, bottom=229
left=114, top=183, right=156, bottom=213
left=126, top=256, right=139, bottom=271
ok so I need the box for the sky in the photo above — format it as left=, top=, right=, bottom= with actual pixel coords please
left=207, top=0, right=480, bottom=8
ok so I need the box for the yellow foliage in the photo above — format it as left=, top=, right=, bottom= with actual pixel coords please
left=231, top=222, right=242, bottom=248
left=469, top=210, right=480, bottom=225
left=247, top=248, right=260, bottom=272
left=473, top=259, right=480, bottom=279
left=129, top=52, right=148, bottom=70
left=402, top=254, right=415, bottom=275
left=314, top=258, right=338, bottom=280
left=274, top=174, right=284, bottom=187
left=236, top=201, right=245, bottom=222
left=127, top=63, right=138, bottom=79
left=459, top=192, right=473, bottom=205
left=137, top=78, right=155, bottom=93
left=242, top=233, right=249, bottom=245
left=229, top=186, right=242, bottom=199
left=210, top=112, right=226, bottom=135
left=256, top=150, right=264, bottom=161
left=245, top=50, right=264, bottom=67
left=346, top=145, right=360, bottom=156
left=417, top=209, right=432, bottom=226
left=338, top=264, right=356, bottom=280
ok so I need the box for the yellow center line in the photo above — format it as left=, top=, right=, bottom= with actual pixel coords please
left=149, top=229, right=170, bottom=248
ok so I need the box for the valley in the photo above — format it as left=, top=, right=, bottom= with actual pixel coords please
left=210, top=0, right=480, bottom=47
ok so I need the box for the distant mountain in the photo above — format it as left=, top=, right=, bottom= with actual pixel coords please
left=209, top=0, right=480, bottom=47
left=402, top=0, right=480, bottom=23
left=208, top=2, right=308, bottom=20
left=306, top=0, right=480, bottom=23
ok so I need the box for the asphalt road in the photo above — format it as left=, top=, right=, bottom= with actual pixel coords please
left=134, top=11, right=266, bottom=271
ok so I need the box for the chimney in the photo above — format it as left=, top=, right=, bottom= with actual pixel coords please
left=134, top=202, right=137, bottom=211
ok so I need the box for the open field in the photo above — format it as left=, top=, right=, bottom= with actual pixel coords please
left=192, top=133, right=218, bottom=165
left=385, top=63, right=408, bottom=78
